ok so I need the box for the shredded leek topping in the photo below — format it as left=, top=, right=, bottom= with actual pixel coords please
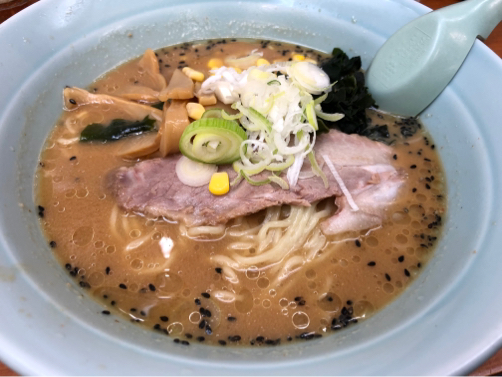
left=197, top=58, right=345, bottom=188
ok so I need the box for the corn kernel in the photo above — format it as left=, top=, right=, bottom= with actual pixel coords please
left=304, top=58, right=318, bottom=65
left=256, top=58, right=270, bottom=66
left=232, top=67, right=242, bottom=74
left=209, top=172, right=229, bottom=196
left=199, top=94, right=217, bottom=106
left=207, top=58, right=223, bottom=70
left=292, top=54, right=305, bottom=62
left=186, top=102, right=205, bottom=120
left=182, top=67, right=205, bottom=82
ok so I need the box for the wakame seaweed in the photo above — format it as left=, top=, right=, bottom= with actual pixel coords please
left=80, top=116, right=156, bottom=142
left=318, top=48, right=377, bottom=136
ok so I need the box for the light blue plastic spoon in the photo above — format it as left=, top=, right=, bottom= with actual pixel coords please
left=366, top=0, right=502, bottom=117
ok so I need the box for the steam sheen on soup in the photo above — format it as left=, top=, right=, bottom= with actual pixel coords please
left=35, top=39, right=446, bottom=346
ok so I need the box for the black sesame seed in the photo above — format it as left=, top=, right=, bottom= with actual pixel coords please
left=227, top=316, right=237, bottom=322
left=327, top=296, right=333, bottom=302
left=164, top=64, right=170, bottom=68
left=294, top=296, right=302, bottom=302
left=346, top=300, right=353, bottom=305
left=194, top=298, right=201, bottom=305
left=160, top=316, right=169, bottom=322
left=103, top=295, right=108, bottom=299
left=398, top=255, right=404, bottom=262
left=130, top=308, right=137, bottom=312
left=197, top=336, right=205, bottom=342
left=79, top=281, right=90, bottom=288
left=215, top=267, right=222, bottom=274
left=218, top=340, right=227, bottom=346
left=393, top=154, right=397, bottom=160
left=287, top=336, right=293, bottom=341
left=228, top=335, right=241, bottom=342
left=178, top=60, right=185, bottom=64
left=298, top=299, right=306, bottom=306
left=205, top=325, right=212, bottom=335
left=69, top=156, right=77, bottom=161
left=425, top=183, right=431, bottom=190
left=65, top=263, right=72, bottom=270
left=404, top=269, right=410, bottom=277
left=69, top=99, right=76, bottom=105
left=355, top=239, right=361, bottom=247
left=256, top=336, right=264, bottom=342
left=105, top=266, right=110, bottom=275
left=119, top=284, right=127, bottom=290
left=148, top=284, right=156, bottom=292
left=385, top=273, right=391, bottom=281
left=412, top=188, right=417, bottom=193
left=199, top=319, right=206, bottom=329
left=205, top=309, right=212, bottom=318
left=201, top=292, right=210, bottom=298
left=181, top=340, right=190, bottom=346
left=173, top=338, right=180, bottom=343
left=101, top=310, right=110, bottom=315
left=410, top=164, right=417, bottom=169
left=417, top=262, right=422, bottom=268
left=49, top=241, right=57, bottom=248
left=367, top=261, right=376, bottom=266
left=153, top=324, right=161, bottom=330
left=140, top=311, right=146, bottom=316
left=111, top=301, right=116, bottom=306
left=185, top=333, right=193, bottom=339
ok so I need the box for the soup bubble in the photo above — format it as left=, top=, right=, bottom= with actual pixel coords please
left=292, top=312, right=310, bottom=329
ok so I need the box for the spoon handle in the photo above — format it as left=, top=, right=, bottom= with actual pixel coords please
left=441, top=0, right=502, bottom=39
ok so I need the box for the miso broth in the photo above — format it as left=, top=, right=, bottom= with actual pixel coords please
left=35, top=39, right=446, bottom=346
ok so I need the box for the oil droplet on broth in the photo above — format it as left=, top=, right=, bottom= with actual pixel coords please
left=156, top=271, right=183, bottom=293
left=72, top=226, right=94, bottom=246
left=88, top=272, right=104, bottom=287
left=317, top=293, right=341, bottom=312
left=235, top=289, right=253, bottom=313
left=292, top=311, right=310, bottom=329
left=257, top=277, right=269, bottom=289
left=130, top=259, right=143, bottom=270
left=245, top=266, right=259, bottom=280
left=353, top=300, right=374, bottom=319
left=383, top=283, right=394, bottom=294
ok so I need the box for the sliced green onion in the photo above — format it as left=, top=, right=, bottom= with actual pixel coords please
left=305, top=101, right=318, bottom=131
left=268, top=174, right=289, bottom=189
left=314, top=104, right=344, bottom=122
left=314, top=92, right=329, bottom=106
left=179, top=118, right=247, bottom=165
left=267, top=80, right=281, bottom=86
left=235, top=103, right=273, bottom=132
left=221, top=109, right=243, bottom=121
left=230, top=172, right=243, bottom=187
left=241, top=171, right=270, bottom=186
left=265, top=155, right=295, bottom=172
left=308, top=151, right=328, bottom=188
left=175, top=156, right=217, bottom=187
left=201, top=108, right=224, bottom=119
left=233, top=160, right=267, bottom=176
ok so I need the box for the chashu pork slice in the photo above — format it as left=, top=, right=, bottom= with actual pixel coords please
left=107, top=130, right=405, bottom=232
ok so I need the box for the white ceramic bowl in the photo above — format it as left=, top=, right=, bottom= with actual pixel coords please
left=1, top=0, right=502, bottom=374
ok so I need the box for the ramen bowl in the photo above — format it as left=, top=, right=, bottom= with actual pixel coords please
left=0, top=0, right=501, bottom=375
